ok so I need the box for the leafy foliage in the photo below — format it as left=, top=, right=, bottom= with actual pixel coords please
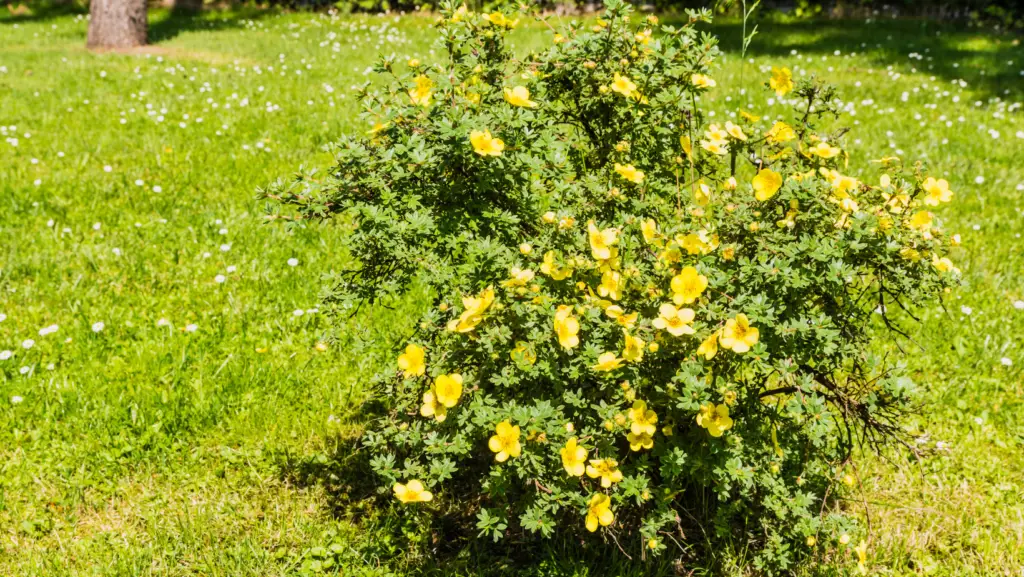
left=264, top=0, right=959, bottom=571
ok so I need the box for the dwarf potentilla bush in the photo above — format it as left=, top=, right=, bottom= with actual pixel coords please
left=263, top=0, right=959, bottom=571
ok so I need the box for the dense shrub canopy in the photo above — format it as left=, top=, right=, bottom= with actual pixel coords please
left=264, top=0, right=959, bottom=571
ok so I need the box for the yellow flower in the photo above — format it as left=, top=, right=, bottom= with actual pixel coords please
left=592, top=351, right=625, bottom=372
left=705, top=124, right=729, bottom=142
left=481, top=11, right=518, bottom=28
left=503, top=86, right=537, bottom=108
left=922, top=176, right=953, bottom=206
left=808, top=141, right=841, bottom=159
left=420, top=387, right=447, bottom=422
left=931, top=253, right=959, bottom=274
left=769, top=66, right=793, bottom=97
left=588, top=222, right=620, bottom=260
left=585, top=493, right=614, bottom=532
left=696, top=331, right=719, bottom=360
left=598, top=270, right=622, bottom=301
left=694, top=181, right=712, bottom=206
left=541, top=250, right=573, bottom=280
left=397, top=344, right=426, bottom=378
left=691, top=73, right=716, bottom=89
left=614, top=163, right=644, bottom=184
left=554, top=305, right=580, bottom=349
left=909, top=210, right=933, bottom=231
left=501, top=266, right=535, bottom=288
left=488, top=420, right=522, bottom=462
left=652, top=303, right=696, bottom=336
left=680, top=134, right=693, bottom=156
left=447, top=286, right=495, bottom=333
left=610, top=73, right=638, bottom=98
left=560, top=438, right=587, bottom=476
left=854, top=541, right=869, bottom=574
left=900, top=247, right=921, bottom=261
left=635, top=29, right=653, bottom=45
left=641, top=219, right=661, bottom=245
left=553, top=33, right=566, bottom=44
left=766, top=121, right=796, bottom=144
left=724, top=121, right=748, bottom=141
left=393, top=480, right=433, bottom=503
left=719, top=313, right=759, bottom=353
left=366, top=121, right=390, bottom=135
left=408, top=74, right=433, bottom=107
left=586, top=458, right=623, bottom=487
left=740, top=110, right=761, bottom=122
left=449, top=4, right=468, bottom=22
left=696, top=403, right=734, bottom=437
left=671, top=266, right=708, bottom=305
left=677, top=230, right=718, bottom=255
left=752, top=168, right=783, bottom=201
left=510, top=341, right=537, bottom=365
left=628, top=400, right=658, bottom=436
left=830, top=172, right=860, bottom=198
left=627, top=431, right=654, bottom=451
left=622, top=330, right=645, bottom=362
left=606, top=306, right=638, bottom=329
left=469, top=130, right=505, bottom=157
left=434, top=373, right=463, bottom=408
left=701, top=139, right=728, bottom=155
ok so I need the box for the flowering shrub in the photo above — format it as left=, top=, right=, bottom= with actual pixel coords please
left=263, top=0, right=959, bottom=571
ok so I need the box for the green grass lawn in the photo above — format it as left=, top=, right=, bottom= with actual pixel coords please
left=1, top=7, right=1022, bottom=576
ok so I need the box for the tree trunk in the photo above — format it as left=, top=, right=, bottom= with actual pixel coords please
left=87, top=0, right=147, bottom=49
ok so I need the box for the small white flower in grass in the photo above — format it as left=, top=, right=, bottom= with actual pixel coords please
left=0, top=313, right=5, bottom=322
left=220, top=244, right=231, bottom=252
left=134, top=179, right=144, bottom=186
left=287, top=258, right=299, bottom=267
left=1014, top=300, right=1024, bottom=310
left=226, top=265, right=237, bottom=273
left=974, top=176, right=984, bottom=184
left=157, top=318, right=170, bottom=327
left=22, top=339, right=34, bottom=349
left=112, top=248, right=121, bottom=256
left=215, top=275, right=226, bottom=284
left=19, top=367, right=29, bottom=375
left=103, top=165, right=113, bottom=173
left=185, top=324, right=198, bottom=332
left=46, top=363, right=55, bottom=371
left=960, top=306, right=972, bottom=315
left=202, top=252, right=211, bottom=259
left=1001, top=357, right=1013, bottom=367
left=974, top=417, right=984, bottom=425
left=92, top=223, right=101, bottom=231
left=92, top=321, right=105, bottom=332
left=218, top=228, right=228, bottom=235
left=293, top=309, right=305, bottom=317
left=152, top=185, right=162, bottom=193
left=47, top=220, right=54, bottom=227
left=11, top=395, right=23, bottom=404
left=0, top=350, right=12, bottom=360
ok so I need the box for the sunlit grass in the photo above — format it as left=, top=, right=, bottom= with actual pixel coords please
left=0, top=7, right=1021, bottom=576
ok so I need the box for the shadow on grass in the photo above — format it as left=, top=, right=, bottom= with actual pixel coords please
left=702, top=17, right=1024, bottom=101
left=148, top=6, right=277, bottom=43
left=274, top=434, right=689, bottom=577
